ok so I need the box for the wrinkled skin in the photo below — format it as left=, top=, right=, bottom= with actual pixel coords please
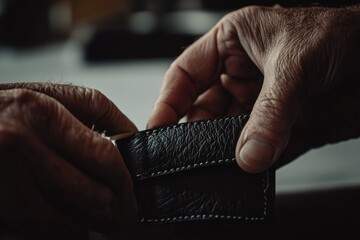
left=0, top=83, right=137, bottom=239
left=147, top=5, right=360, bottom=173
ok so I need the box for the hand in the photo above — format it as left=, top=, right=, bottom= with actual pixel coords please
left=147, top=5, right=360, bottom=173
left=0, top=83, right=137, bottom=239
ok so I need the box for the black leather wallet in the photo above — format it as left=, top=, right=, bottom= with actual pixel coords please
left=115, top=115, right=275, bottom=224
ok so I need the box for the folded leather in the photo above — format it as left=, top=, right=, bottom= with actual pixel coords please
left=115, top=115, right=275, bottom=224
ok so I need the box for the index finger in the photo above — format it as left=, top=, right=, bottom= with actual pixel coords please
left=0, top=83, right=137, bottom=135
left=147, top=25, right=225, bottom=128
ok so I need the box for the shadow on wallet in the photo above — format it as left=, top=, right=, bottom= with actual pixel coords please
left=107, top=185, right=360, bottom=240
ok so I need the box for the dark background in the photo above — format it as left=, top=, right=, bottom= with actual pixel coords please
left=0, top=0, right=358, bottom=62
left=1, top=1, right=360, bottom=239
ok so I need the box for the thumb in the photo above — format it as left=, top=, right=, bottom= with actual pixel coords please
left=236, top=62, right=306, bottom=173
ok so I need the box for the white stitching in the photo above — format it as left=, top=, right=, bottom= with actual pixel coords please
left=263, top=171, right=269, bottom=216
left=138, top=115, right=266, bottom=223
left=141, top=171, right=269, bottom=223
left=136, top=115, right=249, bottom=179
left=141, top=215, right=265, bottom=223
left=135, top=158, right=236, bottom=178
left=146, top=115, right=248, bottom=136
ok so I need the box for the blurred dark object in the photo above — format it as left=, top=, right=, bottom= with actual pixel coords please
left=202, top=0, right=359, bottom=10
left=0, top=0, right=129, bottom=48
left=0, top=0, right=357, bottom=55
left=84, top=10, right=224, bottom=62
left=84, top=30, right=199, bottom=61
left=0, top=0, right=58, bottom=48
left=84, top=0, right=359, bottom=62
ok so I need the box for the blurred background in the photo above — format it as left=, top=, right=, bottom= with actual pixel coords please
left=1, top=0, right=360, bottom=230
left=1, top=0, right=360, bottom=238
left=0, top=0, right=357, bottom=57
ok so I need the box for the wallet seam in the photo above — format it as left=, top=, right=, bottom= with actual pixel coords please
left=135, top=115, right=249, bottom=179
left=140, top=171, right=269, bottom=223
left=135, top=158, right=236, bottom=178
left=120, top=114, right=272, bottom=224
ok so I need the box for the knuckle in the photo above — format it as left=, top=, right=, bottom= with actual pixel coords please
left=224, top=5, right=264, bottom=23
left=11, top=89, right=49, bottom=112
left=238, top=5, right=264, bottom=16
left=21, top=90, right=49, bottom=111
left=253, top=95, right=293, bottom=138
left=220, top=11, right=244, bottom=29
left=11, top=88, right=39, bottom=104
left=87, top=88, right=107, bottom=106
left=220, top=6, right=276, bottom=64
left=9, top=89, right=60, bottom=127
left=257, top=95, right=287, bottom=117
left=20, top=82, right=77, bottom=98
left=0, top=89, right=45, bottom=119
left=87, top=87, right=116, bottom=123
left=260, top=91, right=294, bottom=116
left=82, top=87, right=111, bottom=117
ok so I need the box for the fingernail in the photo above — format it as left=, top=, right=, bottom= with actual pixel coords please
left=238, top=139, right=274, bottom=173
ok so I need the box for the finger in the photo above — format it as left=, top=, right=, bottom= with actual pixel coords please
left=224, top=54, right=261, bottom=79
left=6, top=126, right=128, bottom=232
left=0, top=142, right=87, bottom=238
left=186, top=81, right=231, bottom=122
left=236, top=63, right=306, bottom=173
left=147, top=25, right=224, bottom=128
left=221, top=73, right=262, bottom=111
left=0, top=83, right=137, bottom=135
left=0, top=89, right=135, bottom=215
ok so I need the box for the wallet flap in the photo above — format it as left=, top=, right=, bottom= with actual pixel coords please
left=115, top=115, right=275, bottom=224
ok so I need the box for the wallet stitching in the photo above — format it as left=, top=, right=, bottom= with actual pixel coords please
left=140, top=171, right=269, bottom=223
left=133, top=114, right=268, bottom=223
left=135, top=158, right=236, bottom=178
left=145, top=115, right=248, bottom=135
left=135, top=115, right=249, bottom=179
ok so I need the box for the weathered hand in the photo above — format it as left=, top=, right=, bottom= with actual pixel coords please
left=0, top=83, right=137, bottom=239
left=147, top=5, right=360, bottom=173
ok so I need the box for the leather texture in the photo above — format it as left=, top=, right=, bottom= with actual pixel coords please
left=115, top=115, right=275, bottom=224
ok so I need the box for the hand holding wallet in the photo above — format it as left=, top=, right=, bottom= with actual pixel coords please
left=115, top=115, right=275, bottom=224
